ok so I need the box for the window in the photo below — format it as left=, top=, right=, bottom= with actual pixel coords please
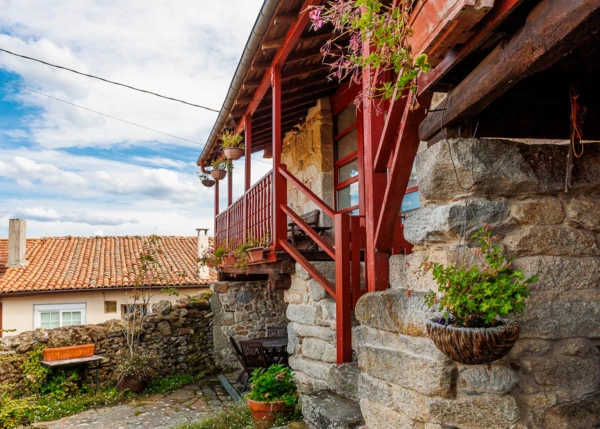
left=34, top=303, right=86, bottom=330
left=121, top=304, right=148, bottom=317
left=104, top=301, right=117, bottom=313
left=333, top=103, right=362, bottom=214
left=401, top=142, right=428, bottom=214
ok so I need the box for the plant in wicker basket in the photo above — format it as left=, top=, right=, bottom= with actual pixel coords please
left=197, top=172, right=216, bottom=187
left=422, top=226, right=537, bottom=364
left=220, top=130, right=245, bottom=160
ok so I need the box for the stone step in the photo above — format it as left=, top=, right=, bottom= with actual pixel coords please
left=302, top=390, right=364, bottom=429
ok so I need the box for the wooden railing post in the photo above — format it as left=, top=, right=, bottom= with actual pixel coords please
left=245, top=117, right=252, bottom=192
left=335, top=213, right=352, bottom=363
left=272, top=66, right=287, bottom=250
left=214, top=179, right=220, bottom=245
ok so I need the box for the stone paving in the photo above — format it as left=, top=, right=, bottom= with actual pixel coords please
left=36, top=373, right=243, bottom=429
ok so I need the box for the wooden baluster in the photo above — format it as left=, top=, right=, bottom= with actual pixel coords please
left=335, top=213, right=352, bottom=363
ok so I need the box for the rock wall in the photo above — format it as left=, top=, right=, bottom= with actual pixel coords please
left=210, top=280, right=288, bottom=369
left=356, top=139, right=600, bottom=429
left=0, top=297, right=214, bottom=391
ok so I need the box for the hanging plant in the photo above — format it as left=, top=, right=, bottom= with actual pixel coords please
left=220, top=130, right=245, bottom=160
left=421, top=226, right=537, bottom=364
left=197, top=172, right=216, bottom=187
left=309, top=0, right=431, bottom=106
left=210, top=158, right=232, bottom=180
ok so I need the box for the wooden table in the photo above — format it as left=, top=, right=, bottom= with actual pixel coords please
left=252, top=336, right=288, bottom=365
left=42, top=355, right=103, bottom=393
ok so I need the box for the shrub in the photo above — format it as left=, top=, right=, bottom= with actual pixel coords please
left=220, top=130, right=244, bottom=149
left=246, top=364, right=298, bottom=407
left=423, top=226, right=537, bottom=328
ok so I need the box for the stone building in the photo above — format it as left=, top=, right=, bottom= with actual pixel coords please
left=199, top=0, right=600, bottom=428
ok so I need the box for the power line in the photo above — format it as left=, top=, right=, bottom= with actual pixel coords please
left=0, top=47, right=220, bottom=113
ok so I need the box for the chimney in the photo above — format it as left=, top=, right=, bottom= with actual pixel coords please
left=7, top=219, right=28, bottom=268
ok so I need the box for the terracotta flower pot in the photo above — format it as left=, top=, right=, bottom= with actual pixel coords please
left=211, top=169, right=227, bottom=180
left=206, top=260, right=214, bottom=268
left=202, top=179, right=216, bottom=187
left=247, top=399, right=293, bottom=426
left=426, top=318, right=520, bottom=365
left=223, top=147, right=244, bottom=160
left=43, top=344, right=94, bottom=362
left=246, top=247, right=264, bottom=263
left=118, top=375, right=146, bottom=393
left=222, top=254, right=236, bottom=266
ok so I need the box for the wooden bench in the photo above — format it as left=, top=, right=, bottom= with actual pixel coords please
left=288, top=209, right=332, bottom=250
left=41, top=344, right=103, bottom=393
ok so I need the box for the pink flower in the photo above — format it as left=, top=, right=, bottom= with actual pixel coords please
left=434, top=296, right=440, bottom=304
left=309, top=8, right=323, bottom=30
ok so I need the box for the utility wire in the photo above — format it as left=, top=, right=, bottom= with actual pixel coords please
left=0, top=47, right=220, bottom=112
left=0, top=78, right=273, bottom=165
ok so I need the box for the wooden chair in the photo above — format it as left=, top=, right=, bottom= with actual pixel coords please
left=267, top=325, right=288, bottom=338
left=238, top=340, right=268, bottom=392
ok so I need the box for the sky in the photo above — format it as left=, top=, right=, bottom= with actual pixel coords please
left=0, top=0, right=273, bottom=238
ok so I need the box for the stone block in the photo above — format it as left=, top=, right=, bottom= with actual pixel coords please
left=358, top=345, right=455, bottom=398
left=510, top=198, right=564, bottom=225
left=329, top=363, right=360, bottom=402
left=302, top=337, right=337, bottom=363
left=213, top=312, right=234, bottom=326
left=291, top=322, right=335, bottom=342
left=504, top=226, right=599, bottom=256
left=458, top=365, right=519, bottom=394
left=512, top=256, right=600, bottom=291
left=284, top=290, right=305, bottom=305
left=211, top=282, right=228, bottom=293
left=567, top=197, right=600, bottom=232
left=542, top=391, right=600, bottom=429
left=507, top=339, right=552, bottom=359
left=289, top=355, right=333, bottom=381
left=303, top=391, right=364, bottom=429
left=308, top=279, right=331, bottom=302
left=520, top=355, right=600, bottom=391
left=516, top=290, right=600, bottom=339
left=427, top=395, right=520, bottom=429
left=294, top=370, right=329, bottom=394
left=287, top=323, right=299, bottom=355
left=404, top=199, right=508, bottom=244
left=355, top=289, right=438, bottom=337
left=287, top=304, right=318, bottom=325
left=555, top=338, right=599, bottom=357
left=360, top=399, right=413, bottom=429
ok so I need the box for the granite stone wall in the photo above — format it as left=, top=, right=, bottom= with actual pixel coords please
left=210, top=280, right=288, bottom=369
left=0, top=296, right=215, bottom=391
left=355, top=139, right=600, bottom=429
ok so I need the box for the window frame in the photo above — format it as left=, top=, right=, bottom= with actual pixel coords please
left=33, top=303, right=87, bottom=329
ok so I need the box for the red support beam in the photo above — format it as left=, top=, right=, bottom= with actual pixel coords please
left=335, top=213, right=352, bottom=364
left=374, top=94, right=409, bottom=172
left=271, top=66, right=287, bottom=250
left=214, top=179, right=219, bottom=240
left=375, top=91, right=432, bottom=252
left=234, top=0, right=322, bottom=135
left=280, top=205, right=335, bottom=259
left=279, top=239, right=336, bottom=296
left=245, top=118, right=252, bottom=191
left=279, top=165, right=335, bottom=219
left=227, top=166, right=233, bottom=207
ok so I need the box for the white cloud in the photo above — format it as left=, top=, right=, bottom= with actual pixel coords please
left=12, top=206, right=138, bottom=226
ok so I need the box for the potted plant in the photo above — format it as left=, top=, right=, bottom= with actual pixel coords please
left=115, top=347, right=156, bottom=393
left=210, top=159, right=231, bottom=180
left=197, top=172, right=215, bottom=187
left=422, top=226, right=537, bottom=365
left=222, top=250, right=236, bottom=266
left=246, top=364, right=298, bottom=426
left=220, top=130, right=245, bottom=160
left=246, top=233, right=271, bottom=264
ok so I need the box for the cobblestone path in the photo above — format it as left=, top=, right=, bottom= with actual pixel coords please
left=36, top=374, right=241, bottom=429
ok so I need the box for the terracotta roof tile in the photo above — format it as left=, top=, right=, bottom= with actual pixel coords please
left=0, top=236, right=212, bottom=295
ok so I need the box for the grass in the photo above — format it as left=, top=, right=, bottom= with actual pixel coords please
left=176, top=403, right=304, bottom=429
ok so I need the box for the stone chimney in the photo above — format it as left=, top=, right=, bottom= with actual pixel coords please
left=196, top=228, right=210, bottom=281
left=7, top=219, right=28, bottom=267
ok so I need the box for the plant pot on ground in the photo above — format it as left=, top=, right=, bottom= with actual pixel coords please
left=115, top=348, right=156, bottom=393
left=117, top=374, right=146, bottom=394
left=422, top=226, right=538, bottom=365
left=246, top=364, right=298, bottom=426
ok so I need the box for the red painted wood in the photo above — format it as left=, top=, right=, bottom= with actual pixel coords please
left=235, top=0, right=322, bottom=135
left=418, top=0, right=523, bottom=95
left=214, top=179, right=220, bottom=245
left=279, top=239, right=336, bottom=297
left=272, top=67, right=287, bottom=251
left=392, top=217, right=413, bottom=255
left=374, top=95, right=409, bottom=172
left=0, top=302, right=3, bottom=338
left=280, top=204, right=335, bottom=259
left=278, top=165, right=336, bottom=219
left=245, top=117, right=252, bottom=191
left=375, top=92, right=432, bottom=252
left=335, top=213, right=352, bottom=363
left=350, top=215, right=365, bottom=308
left=228, top=165, right=233, bottom=207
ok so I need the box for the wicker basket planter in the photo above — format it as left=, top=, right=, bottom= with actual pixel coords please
left=201, top=178, right=216, bottom=187
left=223, top=147, right=244, bottom=160
left=211, top=169, right=227, bottom=180
left=247, top=399, right=293, bottom=426
left=426, top=318, right=520, bottom=365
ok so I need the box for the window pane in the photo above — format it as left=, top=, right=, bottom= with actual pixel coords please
left=337, top=182, right=359, bottom=211
left=62, top=311, right=82, bottom=327
left=402, top=191, right=421, bottom=212
left=338, top=159, right=359, bottom=183
left=62, top=312, right=72, bottom=324
left=41, top=312, right=60, bottom=329
left=335, top=104, right=356, bottom=134
left=335, top=129, right=357, bottom=160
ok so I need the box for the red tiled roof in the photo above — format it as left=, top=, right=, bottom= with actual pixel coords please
left=0, top=236, right=211, bottom=295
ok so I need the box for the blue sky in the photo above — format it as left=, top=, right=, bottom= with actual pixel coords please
left=0, top=0, right=272, bottom=238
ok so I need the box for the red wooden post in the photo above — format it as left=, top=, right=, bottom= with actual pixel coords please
left=228, top=166, right=233, bottom=207
left=214, top=179, right=219, bottom=243
left=245, top=117, right=252, bottom=191
left=335, top=213, right=352, bottom=363
left=272, top=66, right=287, bottom=250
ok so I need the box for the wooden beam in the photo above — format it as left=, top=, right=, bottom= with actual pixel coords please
left=281, top=205, right=335, bottom=259
left=252, top=101, right=316, bottom=127
left=272, top=66, right=287, bottom=250
left=374, top=94, right=409, bottom=172
left=419, top=0, right=600, bottom=141
left=274, top=14, right=297, bottom=26
left=279, top=164, right=336, bottom=219
left=375, top=92, right=432, bottom=253
left=214, top=179, right=219, bottom=239
left=262, top=38, right=285, bottom=50
left=335, top=213, right=352, bottom=363
left=417, top=0, right=525, bottom=95
left=245, top=117, right=252, bottom=191
left=242, top=66, right=329, bottom=91
left=279, top=239, right=336, bottom=297
left=227, top=166, right=233, bottom=207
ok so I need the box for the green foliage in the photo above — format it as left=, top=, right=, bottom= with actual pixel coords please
left=145, top=374, right=195, bottom=394
left=19, top=347, right=49, bottom=394
left=198, top=245, right=228, bottom=268
left=220, top=130, right=244, bottom=149
left=423, top=226, right=537, bottom=328
left=211, top=158, right=233, bottom=173
left=246, top=364, right=298, bottom=407
left=176, top=403, right=302, bottom=429
left=115, top=347, right=158, bottom=380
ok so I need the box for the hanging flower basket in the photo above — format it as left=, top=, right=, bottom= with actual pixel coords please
left=202, top=178, right=216, bottom=187
left=211, top=169, right=227, bottom=180
left=426, top=318, right=520, bottom=365
left=223, top=147, right=244, bottom=160
left=246, top=247, right=264, bottom=263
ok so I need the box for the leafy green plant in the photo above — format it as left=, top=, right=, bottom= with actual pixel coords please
left=198, top=245, right=228, bottom=268
left=246, top=364, right=298, bottom=407
left=309, top=0, right=431, bottom=105
left=115, top=347, right=157, bottom=381
left=176, top=403, right=302, bottom=429
left=220, top=130, right=244, bottom=149
left=423, top=226, right=537, bottom=328
left=211, top=158, right=233, bottom=173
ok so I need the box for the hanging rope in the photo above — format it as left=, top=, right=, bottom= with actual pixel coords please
left=570, top=85, right=585, bottom=158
